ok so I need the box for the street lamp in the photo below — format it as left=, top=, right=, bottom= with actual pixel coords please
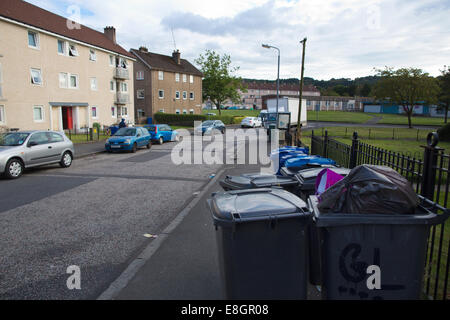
left=262, top=43, right=280, bottom=128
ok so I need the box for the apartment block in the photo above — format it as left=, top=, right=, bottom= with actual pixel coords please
left=0, top=0, right=135, bottom=132
left=131, top=47, right=203, bottom=122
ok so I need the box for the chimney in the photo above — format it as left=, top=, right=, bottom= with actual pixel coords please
left=104, top=26, right=116, bottom=44
left=139, top=46, right=148, bottom=53
left=172, top=50, right=181, bottom=65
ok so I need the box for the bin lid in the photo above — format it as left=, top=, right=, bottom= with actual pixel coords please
left=221, top=174, right=298, bottom=190
left=210, top=188, right=309, bottom=224
left=281, top=165, right=337, bottom=177
left=296, top=167, right=351, bottom=188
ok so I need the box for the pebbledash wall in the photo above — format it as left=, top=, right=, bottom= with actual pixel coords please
left=0, top=18, right=135, bottom=132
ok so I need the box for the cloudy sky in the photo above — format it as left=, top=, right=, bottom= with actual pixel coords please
left=27, top=0, right=450, bottom=80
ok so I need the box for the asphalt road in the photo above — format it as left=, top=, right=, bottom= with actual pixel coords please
left=0, top=130, right=269, bottom=299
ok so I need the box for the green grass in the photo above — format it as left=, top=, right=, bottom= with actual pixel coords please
left=68, top=134, right=109, bottom=144
left=376, top=113, right=446, bottom=126
left=307, top=111, right=376, bottom=123
left=202, top=109, right=260, bottom=117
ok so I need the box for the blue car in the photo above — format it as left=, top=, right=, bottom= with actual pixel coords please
left=144, top=124, right=179, bottom=145
left=105, top=127, right=151, bottom=153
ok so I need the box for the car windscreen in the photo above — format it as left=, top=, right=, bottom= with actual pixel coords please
left=114, top=128, right=136, bottom=136
left=0, top=133, right=30, bottom=146
left=146, top=126, right=156, bottom=132
left=202, top=121, right=214, bottom=127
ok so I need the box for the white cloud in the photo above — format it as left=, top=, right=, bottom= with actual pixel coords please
left=26, top=0, right=450, bottom=80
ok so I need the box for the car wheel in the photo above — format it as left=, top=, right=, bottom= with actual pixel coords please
left=131, top=143, right=137, bottom=153
left=146, top=141, right=152, bottom=149
left=60, top=152, right=73, bottom=168
left=4, top=158, right=24, bottom=179
left=159, top=137, right=164, bottom=145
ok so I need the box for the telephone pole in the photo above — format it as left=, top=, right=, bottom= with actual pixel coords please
left=296, top=37, right=307, bottom=146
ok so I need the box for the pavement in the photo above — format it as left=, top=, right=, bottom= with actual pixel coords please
left=99, top=164, right=322, bottom=300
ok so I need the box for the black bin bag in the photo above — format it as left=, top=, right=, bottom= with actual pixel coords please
left=318, top=165, right=419, bottom=215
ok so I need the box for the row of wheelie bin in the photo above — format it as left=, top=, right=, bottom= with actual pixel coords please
left=208, top=147, right=449, bottom=300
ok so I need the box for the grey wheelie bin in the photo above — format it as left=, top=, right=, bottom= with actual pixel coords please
left=208, top=188, right=312, bottom=300
left=219, top=173, right=299, bottom=193
left=308, top=195, right=449, bottom=300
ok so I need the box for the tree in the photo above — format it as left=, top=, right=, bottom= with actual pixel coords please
left=360, top=83, right=372, bottom=97
left=437, top=66, right=450, bottom=123
left=374, top=67, right=439, bottom=128
left=195, top=50, right=245, bottom=115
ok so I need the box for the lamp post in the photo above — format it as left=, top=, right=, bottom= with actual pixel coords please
left=262, top=44, right=280, bottom=128
left=297, top=37, right=307, bottom=146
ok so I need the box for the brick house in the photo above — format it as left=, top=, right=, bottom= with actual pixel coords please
left=130, top=47, right=203, bottom=123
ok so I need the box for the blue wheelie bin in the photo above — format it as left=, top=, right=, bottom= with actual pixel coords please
left=284, top=156, right=336, bottom=173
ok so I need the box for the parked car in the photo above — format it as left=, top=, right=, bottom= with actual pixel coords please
left=0, top=131, right=74, bottom=179
left=105, top=127, right=151, bottom=153
left=144, top=124, right=179, bottom=145
left=241, top=117, right=262, bottom=128
left=195, top=120, right=226, bottom=135
left=206, top=113, right=216, bottom=116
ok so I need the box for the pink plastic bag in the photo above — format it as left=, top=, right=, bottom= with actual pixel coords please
left=315, top=168, right=345, bottom=196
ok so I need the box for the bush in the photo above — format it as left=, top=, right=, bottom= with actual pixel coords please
left=93, top=122, right=101, bottom=130
left=233, top=116, right=246, bottom=124
left=437, top=123, right=450, bottom=142
left=154, top=113, right=237, bottom=126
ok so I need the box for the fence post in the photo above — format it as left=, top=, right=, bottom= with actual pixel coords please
left=421, top=132, right=443, bottom=200
left=349, top=131, right=359, bottom=169
left=323, top=130, right=328, bottom=158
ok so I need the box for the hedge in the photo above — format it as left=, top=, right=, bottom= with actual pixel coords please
left=153, top=113, right=237, bottom=126
left=437, top=123, right=450, bottom=142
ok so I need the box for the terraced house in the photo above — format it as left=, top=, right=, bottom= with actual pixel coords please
left=0, top=0, right=135, bottom=132
left=131, top=47, right=203, bottom=123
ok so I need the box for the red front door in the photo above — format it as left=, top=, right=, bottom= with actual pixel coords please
left=62, top=107, right=73, bottom=130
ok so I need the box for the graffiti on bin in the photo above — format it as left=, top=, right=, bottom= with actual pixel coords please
left=338, top=243, right=405, bottom=300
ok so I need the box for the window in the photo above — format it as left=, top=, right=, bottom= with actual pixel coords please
left=136, top=71, right=144, bottom=80
left=59, top=73, right=68, bottom=88
left=137, top=89, right=145, bottom=99
left=158, top=71, right=164, bottom=80
left=69, top=74, right=79, bottom=89
left=33, top=105, right=44, bottom=122
left=28, top=31, right=39, bottom=48
left=68, top=44, right=79, bottom=57
left=175, top=73, right=180, bottom=82
left=120, top=82, right=128, bottom=92
left=183, top=109, right=187, bottom=114
left=119, top=58, right=128, bottom=69
left=158, top=90, right=164, bottom=99
left=159, top=109, right=164, bottom=113
left=110, top=81, right=115, bottom=92
left=111, top=106, right=116, bottom=117
left=189, top=75, right=194, bottom=84
left=0, top=63, right=3, bottom=98
left=31, top=69, right=42, bottom=85
left=50, top=132, right=64, bottom=143
left=121, top=107, right=128, bottom=116
left=182, top=91, right=187, bottom=100
left=90, top=78, right=98, bottom=91
left=189, top=109, right=194, bottom=114
left=28, top=132, right=49, bottom=145
left=182, top=74, right=187, bottom=83
left=189, top=92, right=194, bottom=100
left=89, top=49, right=96, bottom=61
left=137, top=109, right=145, bottom=118
left=57, top=40, right=66, bottom=55
left=175, top=91, right=180, bottom=100
left=0, top=105, right=5, bottom=124
left=91, top=106, right=98, bottom=118
left=109, top=55, right=115, bottom=67
left=175, top=109, right=180, bottom=114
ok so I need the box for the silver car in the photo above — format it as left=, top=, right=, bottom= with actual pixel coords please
left=0, top=131, right=75, bottom=179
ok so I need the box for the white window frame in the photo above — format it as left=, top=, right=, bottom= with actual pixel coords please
left=175, top=73, right=180, bottom=82
left=109, top=55, right=115, bottom=67
left=175, top=109, right=180, bottom=114
left=189, top=91, right=195, bottom=100
left=111, top=106, right=116, bottom=118
left=31, top=68, right=43, bottom=86
left=158, top=89, right=164, bottom=99
left=69, top=74, right=79, bottom=89
left=137, top=89, right=145, bottom=99
left=175, top=91, right=180, bottom=100
left=189, top=109, right=194, bottom=114
left=33, top=105, right=44, bottom=122
left=182, top=91, right=187, bottom=100
left=57, top=39, right=66, bottom=55
left=120, top=82, right=128, bottom=93
left=159, top=109, right=165, bottom=113
left=189, top=75, right=194, bottom=84
left=136, top=71, right=144, bottom=80
left=68, top=43, right=79, bottom=57
left=91, top=106, right=98, bottom=119
left=182, top=109, right=187, bottom=114
left=89, top=49, right=97, bottom=61
left=90, top=77, right=98, bottom=91
left=158, top=71, right=164, bottom=80
left=28, top=31, right=39, bottom=49
left=121, top=106, right=128, bottom=117
left=110, top=80, right=116, bottom=92
left=182, top=74, right=187, bottom=83
left=0, top=105, right=5, bottom=124
left=59, top=72, right=68, bottom=88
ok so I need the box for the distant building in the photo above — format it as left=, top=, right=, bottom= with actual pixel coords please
left=131, top=47, right=203, bottom=122
left=0, top=0, right=135, bottom=131
left=363, top=101, right=450, bottom=118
